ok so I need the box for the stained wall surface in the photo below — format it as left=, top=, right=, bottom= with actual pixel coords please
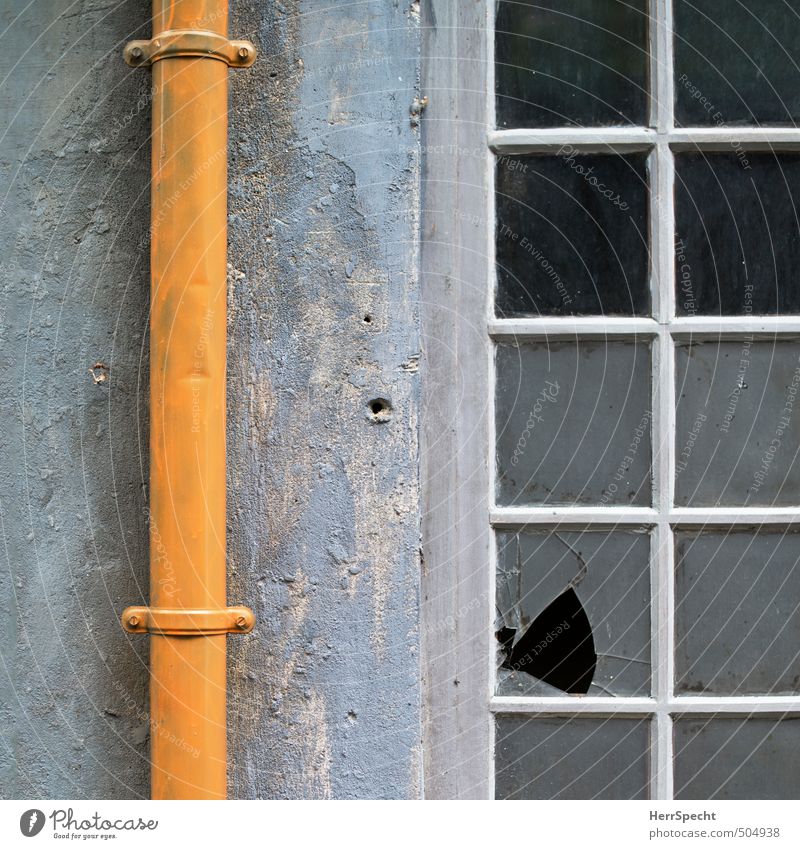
left=0, top=0, right=421, bottom=799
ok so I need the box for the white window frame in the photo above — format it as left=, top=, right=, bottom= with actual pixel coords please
left=421, top=0, right=800, bottom=800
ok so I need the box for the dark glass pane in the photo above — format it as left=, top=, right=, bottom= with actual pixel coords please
left=496, top=340, right=652, bottom=505
left=674, top=717, right=800, bottom=800
left=675, top=532, right=800, bottom=695
left=674, top=341, right=800, bottom=506
left=674, top=0, right=800, bottom=126
left=496, top=715, right=651, bottom=799
left=496, top=153, right=650, bottom=316
left=496, top=530, right=651, bottom=697
left=495, top=0, right=650, bottom=128
left=675, top=153, right=800, bottom=315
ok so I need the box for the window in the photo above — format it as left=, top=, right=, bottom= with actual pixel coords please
left=421, top=0, right=800, bottom=800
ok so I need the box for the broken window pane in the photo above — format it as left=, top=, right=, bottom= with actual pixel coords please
left=495, top=153, right=651, bottom=316
left=674, top=0, right=800, bottom=126
left=495, top=0, right=650, bottom=129
left=675, top=531, right=800, bottom=696
left=496, top=530, right=651, bottom=697
left=496, top=715, right=651, bottom=799
left=674, top=341, right=800, bottom=506
left=675, top=153, right=800, bottom=315
left=496, top=341, right=652, bottom=505
left=674, top=717, right=800, bottom=800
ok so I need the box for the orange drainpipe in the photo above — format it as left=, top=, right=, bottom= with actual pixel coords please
left=119, top=1, right=256, bottom=800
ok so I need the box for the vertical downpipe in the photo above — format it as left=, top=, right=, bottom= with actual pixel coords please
left=121, top=1, right=255, bottom=799
left=149, top=0, right=228, bottom=799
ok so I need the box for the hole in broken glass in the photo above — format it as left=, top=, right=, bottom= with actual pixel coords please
left=496, top=533, right=597, bottom=695
left=496, top=586, right=597, bottom=695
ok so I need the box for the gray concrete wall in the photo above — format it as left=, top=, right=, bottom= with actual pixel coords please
left=0, top=0, right=421, bottom=799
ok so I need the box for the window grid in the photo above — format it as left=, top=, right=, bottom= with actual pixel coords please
left=487, top=0, right=800, bottom=800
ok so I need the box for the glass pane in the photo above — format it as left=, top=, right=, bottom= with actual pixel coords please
left=675, top=532, right=800, bottom=695
left=674, top=0, right=800, bottom=126
left=496, top=530, right=651, bottom=697
left=496, top=153, right=651, bottom=317
left=496, top=341, right=652, bottom=505
left=674, top=341, right=800, bottom=506
left=675, top=153, right=800, bottom=315
left=496, top=715, right=651, bottom=799
left=495, top=0, right=650, bottom=129
left=674, top=717, right=800, bottom=800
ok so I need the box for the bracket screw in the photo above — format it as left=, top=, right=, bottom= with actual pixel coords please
left=235, top=615, right=248, bottom=630
left=237, top=46, right=249, bottom=61
left=130, top=46, right=144, bottom=62
left=128, top=614, right=140, bottom=627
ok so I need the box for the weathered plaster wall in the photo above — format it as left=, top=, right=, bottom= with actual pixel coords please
left=0, top=0, right=421, bottom=799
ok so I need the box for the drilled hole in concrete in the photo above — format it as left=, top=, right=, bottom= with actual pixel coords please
left=497, top=587, right=596, bottom=695
left=363, top=314, right=373, bottom=324
left=89, top=362, right=109, bottom=385
left=368, top=398, right=392, bottom=422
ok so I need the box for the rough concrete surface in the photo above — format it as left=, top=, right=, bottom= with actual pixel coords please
left=0, top=0, right=421, bottom=799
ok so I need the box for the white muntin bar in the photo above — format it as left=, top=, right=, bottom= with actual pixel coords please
left=490, top=127, right=800, bottom=154
left=489, top=317, right=658, bottom=339
left=670, top=316, right=800, bottom=337
left=488, top=317, right=800, bottom=339
left=490, top=506, right=659, bottom=527
left=489, top=127, right=657, bottom=154
left=669, top=127, right=800, bottom=150
left=653, top=0, right=674, bottom=135
left=669, top=697, right=800, bottom=714
left=491, top=506, right=800, bottom=527
left=491, top=696, right=800, bottom=715
left=669, top=507, right=800, bottom=526
left=491, top=696, right=658, bottom=715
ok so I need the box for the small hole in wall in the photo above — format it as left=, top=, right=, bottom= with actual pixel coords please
left=363, top=314, right=372, bottom=324
left=368, top=398, right=392, bottom=422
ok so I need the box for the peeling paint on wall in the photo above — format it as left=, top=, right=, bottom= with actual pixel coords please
left=226, top=0, right=421, bottom=800
left=1, top=0, right=420, bottom=800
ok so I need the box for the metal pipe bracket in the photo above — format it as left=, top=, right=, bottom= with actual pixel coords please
left=121, top=605, right=255, bottom=635
left=124, top=30, right=256, bottom=68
